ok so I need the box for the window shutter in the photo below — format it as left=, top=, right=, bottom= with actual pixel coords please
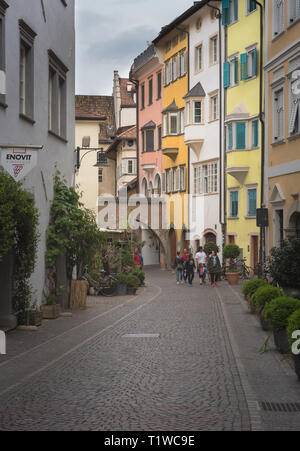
left=162, top=173, right=166, bottom=193
left=222, top=0, right=230, bottom=25
left=248, top=189, right=257, bottom=216
left=234, top=57, right=239, bottom=84
left=289, top=85, right=299, bottom=135
left=234, top=0, right=238, bottom=21
left=236, top=123, right=246, bottom=149
left=228, top=123, right=233, bottom=150
left=253, top=48, right=257, bottom=77
left=122, top=160, right=127, bottom=175
left=253, top=120, right=259, bottom=147
left=240, top=53, right=248, bottom=80
left=133, top=159, right=137, bottom=174
left=223, top=61, right=230, bottom=88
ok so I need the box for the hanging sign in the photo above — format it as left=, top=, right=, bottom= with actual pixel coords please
left=0, top=148, right=38, bottom=181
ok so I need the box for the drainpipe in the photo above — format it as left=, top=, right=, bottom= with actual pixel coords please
left=207, top=2, right=223, bottom=240
left=255, top=0, right=265, bottom=276
left=129, top=73, right=140, bottom=194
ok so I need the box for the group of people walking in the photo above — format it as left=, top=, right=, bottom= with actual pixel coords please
left=174, top=247, right=221, bottom=288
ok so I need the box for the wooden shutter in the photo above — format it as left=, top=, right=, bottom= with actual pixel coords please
left=234, top=0, right=238, bottom=21
left=228, top=123, right=233, bottom=150
left=224, top=62, right=230, bottom=88
left=236, top=123, right=246, bottom=149
left=240, top=53, right=248, bottom=80
left=122, top=159, right=127, bottom=175
left=253, top=48, right=257, bottom=77
left=222, top=0, right=230, bottom=25
left=162, top=173, right=166, bottom=193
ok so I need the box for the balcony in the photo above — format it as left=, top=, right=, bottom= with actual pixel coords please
left=226, top=166, right=249, bottom=186
left=162, top=147, right=179, bottom=161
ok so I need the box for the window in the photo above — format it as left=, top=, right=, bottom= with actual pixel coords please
left=158, top=126, right=162, bottom=149
left=289, top=75, right=300, bottom=136
left=247, top=188, right=257, bottom=217
left=0, top=2, right=8, bottom=107
left=180, top=110, right=185, bottom=134
left=163, top=114, right=168, bottom=136
left=273, top=0, right=284, bottom=37
left=157, top=71, right=162, bottom=99
left=273, top=87, right=284, bottom=141
left=229, top=56, right=239, bottom=86
left=236, top=122, right=246, bottom=149
left=122, top=159, right=137, bottom=175
left=240, top=48, right=257, bottom=80
left=180, top=50, right=187, bottom=77
left=289, top=0, right=300, bottom=24
left=48, top=50, right=68, bottom=140
left=170, top=113, right=178, bottom=135
left=252, top=120, right=259, bottom=147
left=222, top=0, right=238, bottom=25
left=180, top=166, right=186, bottom=192
left=166, top=169, right=173, bottom=193
left=193, top=101, right=202, bottom=123
left=210, top=95, right=218, bottom=121
left=186, top=101, right=190, bottom=125
left=141, top=83, right=145, bottom=109
left=172, top=55, right=178, bottom=82
left=145, top=129, right=154, bottom=152
left=247, top=0, right=257, bottom=14
left=195, top=44, right=202, bottom=72
left=194, top=163, right=218, bottom=194
left=210, top=36, right=218, bottom=64
left=172, top=35, right=178, bottom=47
left=230, top=191, right=239, bottom=217
left=19, top=20, right=36, bottom=120
left=98, top=169, right=103, bottom=183
left=165, top=40, right=171, bottom=53
left=164, top=60, right=172, bottom=85
left=148, top=77, right=153, bottom=105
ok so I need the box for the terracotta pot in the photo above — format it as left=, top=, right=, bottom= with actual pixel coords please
left=40, top=304, right=61, bottom=320
left=273, top=329, right=290, bottom=354
left=226, top=272, right=240, bottom=285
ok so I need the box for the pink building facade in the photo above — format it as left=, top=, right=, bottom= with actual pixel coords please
left=132, top=45, right=164, bottom=197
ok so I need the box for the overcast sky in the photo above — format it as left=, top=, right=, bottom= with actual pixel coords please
left=75, top=0, right=194, bottom=96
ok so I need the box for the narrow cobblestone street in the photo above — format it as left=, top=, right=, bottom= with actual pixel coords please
left=0, top=267, right=299, bottom=431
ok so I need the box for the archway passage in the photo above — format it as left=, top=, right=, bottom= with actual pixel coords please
left=288, top=212, right=300, bottom=237
left=169, top=228, right=177, bottom=265
left=204, top=232, right=217, bottom=245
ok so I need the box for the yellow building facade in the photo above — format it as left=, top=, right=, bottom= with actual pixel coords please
left=223, top=0, right=263, bottom=270
left=154, top=28, right=189, bottom=264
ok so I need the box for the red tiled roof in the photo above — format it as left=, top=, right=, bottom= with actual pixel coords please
left=117, top=126, right=136, bottom=140
left=75, top=95, right=115, bottom=140
left=120, top=78, right=136, bottom=106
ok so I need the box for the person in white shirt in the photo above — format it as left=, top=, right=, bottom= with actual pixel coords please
left=195, top=247, right=207, bottom=285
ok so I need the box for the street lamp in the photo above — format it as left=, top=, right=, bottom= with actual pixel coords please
left=75, top=146, right=110, bottom=171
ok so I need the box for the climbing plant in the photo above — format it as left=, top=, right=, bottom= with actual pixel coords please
left=0, top=169, right=39, bottom=320
left=46, top=173, right=105, bottom=282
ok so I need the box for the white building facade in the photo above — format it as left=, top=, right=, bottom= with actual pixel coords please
left=184, top=3, right=223, bottom=255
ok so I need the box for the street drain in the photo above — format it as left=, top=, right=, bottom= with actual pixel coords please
left=122, top=334, right=160, bottom=338
left=260, top=402, right=300, bottom=413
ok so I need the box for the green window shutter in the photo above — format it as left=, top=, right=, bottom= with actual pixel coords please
left=240, top=53, right=248, bottom=80
left=253, top=48, right=257, bottom=77
left=248, top=189, right=257, bottom=217
left=231, top=191, right=238, bottom=217
left=224, top=62, right=230, bottom=88
left=253, top=120, right=259, bottom=147
left=228, top=123, right=233, bottom=150
left=222, top=0, right=230, bottom=25
left=234, top=57, right=238, bottom=84
left=249, top=0, right=256, bottom=13
left=236, top=122, right=246, bottom=149
left=234, top=0, right=239, bottom=21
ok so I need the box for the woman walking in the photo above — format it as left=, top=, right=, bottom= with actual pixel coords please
left=207, top=250, right=221, bottom=287
left=174, top=252, right=184, bottom=285
left=185, top=254, right=196, bottom=287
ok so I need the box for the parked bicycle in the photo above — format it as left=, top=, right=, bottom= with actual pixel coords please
left=82, top=268, right=118, bottom=297
left=236, top=258, right=251, bottom=280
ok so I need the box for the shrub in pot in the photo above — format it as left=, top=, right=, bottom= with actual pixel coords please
left=204, top=242, right=219, bottom=255
left=131, top=267, right=146, bottom=287
left=287, top=310, right=300, bottom=380
left=269, top=237, right=300, bottom=299
left=252, top=286, right=283, bottom=330
left=223, top=244, right=241, bottom=285
left=242, top=279, right=268, bottom=313
left=116, top=273, right=128, bottom=296
left=40, top=290, right=61, bottom=319
left=264, top=296, right=300, bottom=354
left=126, top=274, right=140, bottom=295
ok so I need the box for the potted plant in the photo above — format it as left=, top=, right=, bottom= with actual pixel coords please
left=117, top=273, right=128, bottom=296
left=131, top=267, right=146, bottom=287
left=264, top=296, right=300, bottom=354
left=242, top=279, right=268, bottom=313
left=269, top=237, right=300, bottom=299
left=252, top=286, right=283, bottom=330
left=287, top=310, right=300, bottom=380
left=204, top=242, right=219, bottom=255
left=223, top=244, right=241, bottom=285
left=40, top=289, right=62, bottom=319
left=126, top=274, right=140, bottom=295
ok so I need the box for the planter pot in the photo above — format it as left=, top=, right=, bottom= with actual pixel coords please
left=246, top=295, right=256, bottom=314
left=293, top=354, right=300, bottom=380
left=273, top=329, right=290, bottom=354
left=127, top=287, right=137, bottom=295
left=226, top=272, right=240, bottom=286
left=40, top=304, right=61, bottom=320
left=259, top=310, right=271, bottom=331
left=282, top=287, right=300, bottom=300
left=70, top=280, right=88, bottom=310
left=19, top=310, right=43, bottom=327
left=117, top=284, right=127, bottom=296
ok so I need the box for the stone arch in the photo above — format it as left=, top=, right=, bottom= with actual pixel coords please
left=154, top=173, right=162, bottom=196
left=203, top=228, right=217, bottom=244
left=141, top=177, right=148, bottom=197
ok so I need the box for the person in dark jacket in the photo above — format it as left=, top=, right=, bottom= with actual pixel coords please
left=207, top=250, right=221, bottom=287
left=174, top=251, right=184, bottom=285
left=184, top=254, right=196, bottom=287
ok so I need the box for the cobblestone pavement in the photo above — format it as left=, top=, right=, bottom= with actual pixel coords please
left=0, top=267, right=299, bottom=431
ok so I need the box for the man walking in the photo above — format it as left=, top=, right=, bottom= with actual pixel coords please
left=174, top=251, right=184, bottom=285
left=207, top=250, right=221, bottom=287
left=195, top=247, right=207, bottom=285
left=182, top=249, right=189, bottom=284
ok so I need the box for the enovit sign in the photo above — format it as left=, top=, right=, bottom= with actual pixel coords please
left=0, top=146, right=42, bottom=181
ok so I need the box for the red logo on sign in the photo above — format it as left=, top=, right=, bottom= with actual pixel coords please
left=13, top=164, right=24, bottom=178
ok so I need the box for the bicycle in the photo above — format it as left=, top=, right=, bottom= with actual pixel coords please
left=82, top=268, right=118, bottom=297
left=236, top=258, right=251, bottom=280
